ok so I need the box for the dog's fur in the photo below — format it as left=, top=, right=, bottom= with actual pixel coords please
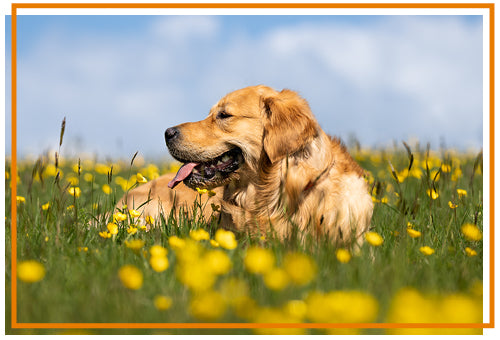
left=118, top=85, right=373, bottom=246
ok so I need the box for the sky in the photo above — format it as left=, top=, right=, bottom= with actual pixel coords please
left=5, top=14, right=484, bottom=160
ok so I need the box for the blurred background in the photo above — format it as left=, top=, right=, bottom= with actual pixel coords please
left=5, top=15, right=483, bottom=160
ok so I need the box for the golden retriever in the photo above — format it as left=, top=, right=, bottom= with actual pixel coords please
left=118, top=85, right=373, bottom=246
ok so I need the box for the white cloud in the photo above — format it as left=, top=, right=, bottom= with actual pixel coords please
left=9, top=15, right=483, bottom=159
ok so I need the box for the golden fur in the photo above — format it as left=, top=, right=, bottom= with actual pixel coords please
left=118, top=85, right=373, bottom=246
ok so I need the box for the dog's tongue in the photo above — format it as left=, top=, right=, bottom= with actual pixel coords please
left=168, top=162, right=199, bottom=189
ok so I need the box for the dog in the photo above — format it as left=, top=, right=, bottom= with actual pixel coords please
left=118, top=85, right=373, bottom=246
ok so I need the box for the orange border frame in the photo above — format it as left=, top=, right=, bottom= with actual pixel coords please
left=9, top=2, right=495, bottom=331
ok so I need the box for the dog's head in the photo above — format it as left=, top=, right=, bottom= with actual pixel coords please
left=165, top=85, right=319, bottom=190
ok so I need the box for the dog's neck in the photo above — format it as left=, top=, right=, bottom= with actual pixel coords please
left=221, top=130, right=334, bottom=228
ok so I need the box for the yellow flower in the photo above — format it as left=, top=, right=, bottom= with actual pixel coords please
left=68, top=187, right=81, bottom=197
left=244, top=247, right=275, bottom=274
left=263, top=268, right=289, bottom=291
left=451, top=168, right=463, bottom=181
left=139, top=225, right=148, bottom=231
left=136, top=172, right=147, bottom=183
left=335, top=248, right=351, bottom=263
left=465, top=247, right=477, bottom=257
left=124, top=239, right=145, bottom=251
left=306, top=290, right=379, bottom=326
left=67, top=204, right=74, bottom=210
left=284, top=300, right=308, bottom=319
left=195, top=187, right=216, bottom=197
left=150, top=245, right=168, bottom=257
left=365, top=231, right=384, bottom=246
left=106, top=223, right=118, bottom=235
left=145, top=216, right=155, bottom=225
left=168, top=236, right=186, bottom=250
left=16, top=196, right=26, bottom=204
left=457, top=189, right=467, bottom=198
left=189, top=290, right=227, bottom=321
left=205, top=249, right=232, bottom=275
left=113, top=212, right=127, bottom=222
left=190, top=229, right=210, bottom=241
left=129, top=209, right=141, bottom=219
left=118, top=265, right=143, bottom=290
left=102, top=184, right=112, bottom=195
left=426, top=188, right=439, bottom=200
left=154, top=295, right=173, bottom=311
left=17, top=260, right=45, bottom=283
left=441, top=164, right=451, bottom=173
left=283, top=252, right=317, bottom=286
left=448, top=201, right=458, bottom=209
left=419, top=246, right=435, bottom=255
left=42, top=202, right=50, bottom=210
left=215, top=229, right=237, bottom=250
left=461, top=223, right=482, bottom=241
left=99, top=231, right=111, bottom=239
left=127, top=226, right=138, bottom=235
left=210, top=239, right=220, bottom=247
left=83, top=173, right=93, bottom=182
left=386, top=288, right=482, bottom=334
left=150, top=255, right=169, bottom=272
left=406, top=228, right=422, bottom=238
left=67, top=176, right=79, bottom=186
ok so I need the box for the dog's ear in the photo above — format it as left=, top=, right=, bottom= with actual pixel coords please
left=262, top=89, right=319, bottom=163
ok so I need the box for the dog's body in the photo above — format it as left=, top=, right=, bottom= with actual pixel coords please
left=119, top=85, right=373, bottom=246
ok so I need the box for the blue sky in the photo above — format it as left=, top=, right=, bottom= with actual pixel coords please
left=5, top=15, right=483, bottom=160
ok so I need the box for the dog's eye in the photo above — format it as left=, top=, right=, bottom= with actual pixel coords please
left=217, top=111, right=232, bottom=119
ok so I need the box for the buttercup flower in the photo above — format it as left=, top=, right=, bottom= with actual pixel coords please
left=283, top=252, right=317, bottom=286
left=406, top=228, right=422, bottom=238
left=205, top=249, right=232, bottom=275
left=189, top=290, right=227, bottom=321
left=107, top=223, right=119, bottom=235
left=448, top=201, right=458, bottom=209
left=145, top=216, right=155, bottom=225
left=118, top=265, right=143, bottom=290
left=154, top=295, right=173, bottom=311
left=457, top=189, right=467, bottom=198
left=127, top=226, right=138, bottom=235
left=264, top=268, right=289, bottom=291
left=365, top=231, right=384, bottom=246
left=190, top=229, right=210, bottom=241
left=150, top=255, right=169, bottom=272
left=419, top=246, right=435, bottom=255
left=335, top=248, right=352, bottom=263
left=426, top=188, right=439, bottom=200
left=168, top=236, right=186, bottom=250
left=215, top=229, right=237, bottom=250
left=150, top=245, right=168, bottom=257
left=113, top=212, right=127, bottom=222
left=129, top=209, right=141, bottom=219
left=465, top=247, right=478, bottom=257
left=136, top=172, right=148, bottom=183
left=124, top=239, right=145, bottom=251
left=102, top=184, right=112, bottom=195
left=68, top=187, right=81, bottom=197
left=461, top=223, right=482, bottom=241
left=99, top=231, right=111, bottom=239
left=17, top=260, right=45, bottom=283
left=196, top=187, right=216, bottom=197
left=244, top=247, right=275, bottom=274
left=42, top=202, right=50, bottom=210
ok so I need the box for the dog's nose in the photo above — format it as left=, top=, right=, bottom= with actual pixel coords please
left=164, top=127, right=179, bottom=144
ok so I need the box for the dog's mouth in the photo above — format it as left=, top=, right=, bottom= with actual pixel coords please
left=168, top=147, right=244, bottom=190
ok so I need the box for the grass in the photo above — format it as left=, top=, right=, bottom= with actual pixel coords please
left=5, top=138, right=484, bottom=335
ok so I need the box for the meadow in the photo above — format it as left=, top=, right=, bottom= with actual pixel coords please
left=5, top=137, right=484, bottom=335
